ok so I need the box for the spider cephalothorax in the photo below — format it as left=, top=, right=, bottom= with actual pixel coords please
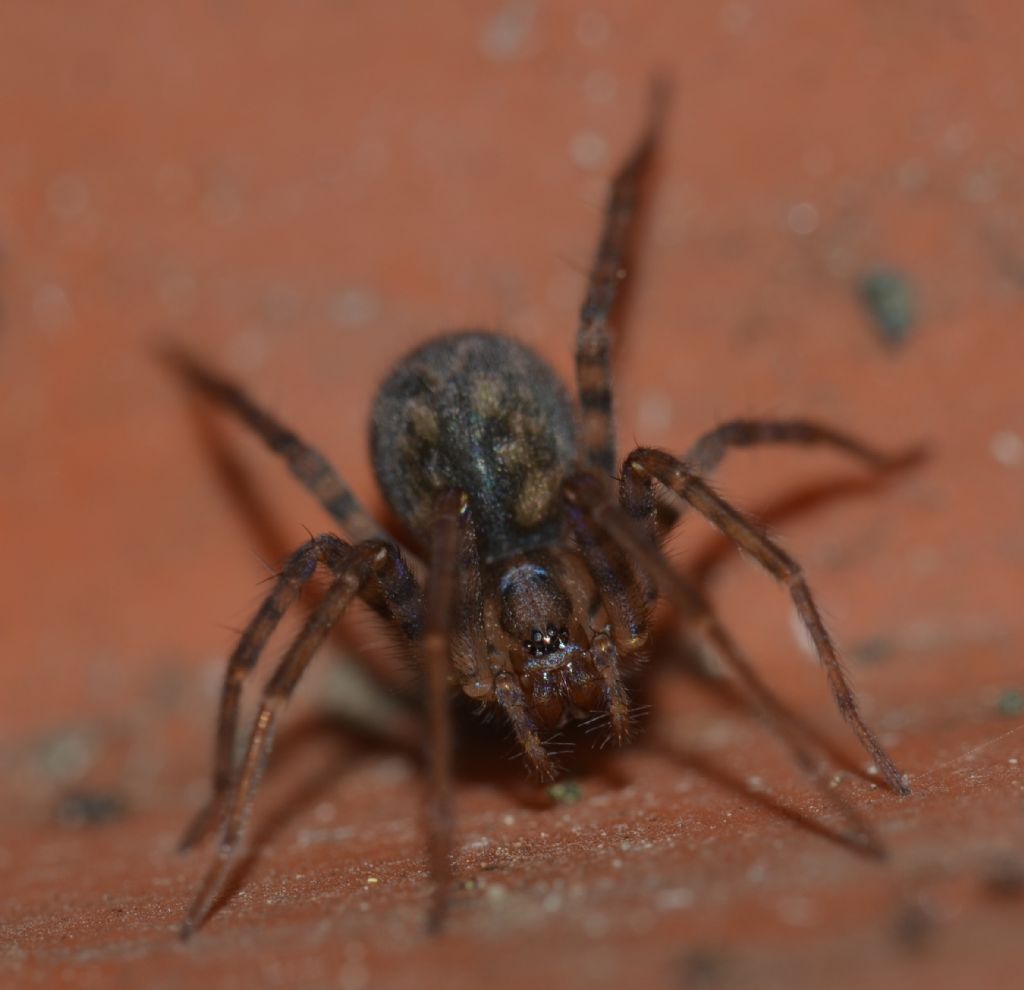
left=173, top=87, right=909, bottom=939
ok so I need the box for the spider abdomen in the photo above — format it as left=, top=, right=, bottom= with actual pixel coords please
left=370, top=331, right=577, bottom=562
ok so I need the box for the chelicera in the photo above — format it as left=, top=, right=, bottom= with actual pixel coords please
left=172, top=90, right=910, bottom=939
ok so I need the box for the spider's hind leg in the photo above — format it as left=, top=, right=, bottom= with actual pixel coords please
left=163, top=347, right=387, bottom=545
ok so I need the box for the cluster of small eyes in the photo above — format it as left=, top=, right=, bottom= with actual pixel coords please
left=524, top=624, right=571, bottom=657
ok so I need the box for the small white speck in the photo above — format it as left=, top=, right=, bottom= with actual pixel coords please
left=940, top=121, right=973, bottom=157
left=352, top=139, right=391, bottom=175
left=486, top=882, right=508, bottom=905
left=155, top=163, right=195, bottom=205
left=575, top=10, right=609, bottom=48
left=339, top=959, right=369, bottom=990
left=570, top=130, right=609, bottom=171
left=47, top=175, right=90, bottom=221
left=990, top=430, right=1024, bottom=467
left=158, top=270, right=198, bottom=319
left=1009, top=758, right=1019, bottom=766
left=583, top=70, right=618, bottom=105
left=746, top=862, right=768, bottom=884
left=202, top=177, right=243, bottom=225
left=480, top=0, right=537, bottom=60
left=897, top=159, right=929, bottom=192
left=32, top=282, right=73, bottom=334
left=655, top=887, right=694, bottom=910
left=719, top=2, right=753, bottom=34
left=366, top=876, right=378, bottom=885
left=963, top=168, right=999, bottom=204
left=224, top=329, right=269, bottom=374
left=502, top=813, right=516, bottom=826
left=636, top=390, right=674, bottom=435
left=786, top=201, right=819, bottom=236
left=777, top=895, right=815, bottom=926
left=801, top=144, right=833, bottom=178
left=262, top=284, right=303, bottom=324
left=329, top=288, right=380, bottom=328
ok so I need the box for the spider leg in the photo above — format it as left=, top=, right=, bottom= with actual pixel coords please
left=179, top=535, right=421, bottom=851
left=684, top=418, right=894, bottom=476
left=163, top=347, right=388, bottom=545
left=564, top=498, right=650, bottom=742
left=180, top=540, right=391, bottom=940
left=617, top=448, right=910, bottom=797
left=421, top=490, right=470, bottom=933
left=576, top=82, right=667, bottom=476
left=494, top=673, right=557, bottom=781
left=564, top=472, right=888, bottom=852
left=179, top=534, right=348, bottom=850
left=648, top=418, right=914, bottom=539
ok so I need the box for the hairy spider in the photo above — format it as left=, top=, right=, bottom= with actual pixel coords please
left=172, top=89, right=910, bottom=939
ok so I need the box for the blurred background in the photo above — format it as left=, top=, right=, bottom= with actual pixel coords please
left=1, top=3, right=1022, bottom=988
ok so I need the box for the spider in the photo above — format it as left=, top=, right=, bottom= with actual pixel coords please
left=171, top=88, right=910, bottom=939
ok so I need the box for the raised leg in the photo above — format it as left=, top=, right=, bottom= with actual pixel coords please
left=618, top=448, right=909, bottom=796
left=180, top=540, right=393, bottom=939
left=164, top=347, right=387, bottom=545
left=576, top=83, right=667, bottom=476
left=634, top=415, right=909, bottom=540
left=686, top=418, right=895, bottom=475
left=564, top=472, right=889, bottom=851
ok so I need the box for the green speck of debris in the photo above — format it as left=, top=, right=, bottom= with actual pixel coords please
left=54, top=791, right=127, bottom=828
left=547, top=779, right=582, bottom=805
left=851, top=636, right=893, bottom=664
left=858, top=268, right=916, bottom=347
left=996, top=689, right=1024, bottom=718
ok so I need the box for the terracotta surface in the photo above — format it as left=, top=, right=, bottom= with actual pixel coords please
left=2, top=3, right=1023, bottom=988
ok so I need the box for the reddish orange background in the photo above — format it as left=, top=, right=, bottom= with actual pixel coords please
left=1, top=3, right=1022, bottom=988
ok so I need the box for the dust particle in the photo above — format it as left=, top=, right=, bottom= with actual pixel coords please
left=858, top=268, right=916, bottom=347
left=996, top=689, right=1024, bottom=717
left=54, top=791, right=126, bottom=828
left=547, top=779, right=583, bottom=804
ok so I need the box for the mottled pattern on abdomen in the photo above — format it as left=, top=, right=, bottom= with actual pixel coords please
left=370, top=332, right=578, bottom=562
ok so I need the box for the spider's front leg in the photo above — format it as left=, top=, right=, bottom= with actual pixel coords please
left=179, top=536, right=422, bottom=939
left=564, top=471, right=888, bottom=854
left=575, top=82, right=667, bottom=475
left=618, top=447, right=910, bottom=797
